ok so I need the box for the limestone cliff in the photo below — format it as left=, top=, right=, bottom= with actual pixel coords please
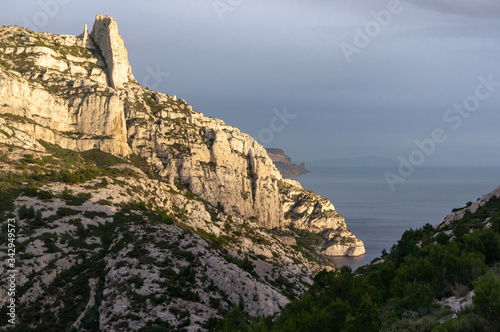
left=0, top=24, right=130, bottom=156
left=90, top=15, right=135, bottom=89
left=280, top=179, right=365, bottom=256
left=0, top=15, right=363, bottom=256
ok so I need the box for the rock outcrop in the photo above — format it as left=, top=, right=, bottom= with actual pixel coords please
left=280, top=179, right=365, bottom=256
left=0, top=15, right=362, bottom=253
left=90, top=14, right=135, bottom=89
left=0, top=23, right=130, bottom=156
left=266, top=148, right=310, bottom=178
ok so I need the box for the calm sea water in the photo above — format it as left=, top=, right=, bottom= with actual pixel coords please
left=298, top=167, right=500, bottom=270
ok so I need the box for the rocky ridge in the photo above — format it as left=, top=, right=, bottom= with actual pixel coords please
left=437, top=185, right=500, bottom=229
left=0, top=15, right=365, bottom=331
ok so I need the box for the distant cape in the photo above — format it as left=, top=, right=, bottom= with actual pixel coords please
left=266, top=148, right=310, bottom=178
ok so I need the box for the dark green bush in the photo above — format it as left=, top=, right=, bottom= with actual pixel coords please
left=37, top=190, right=53, bottom=200
left=56, top=207, right=81, bottom=217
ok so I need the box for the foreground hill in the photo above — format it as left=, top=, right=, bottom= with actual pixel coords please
left=230, top=185, right=500, bottom=331
left=0, top=15, right=364, bottom=330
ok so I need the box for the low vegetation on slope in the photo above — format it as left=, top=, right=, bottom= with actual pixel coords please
left=216, top=191, right=500, bottom=331
left=0, top=143, right=327, bottom=331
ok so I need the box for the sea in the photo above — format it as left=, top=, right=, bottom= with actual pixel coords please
left=297, top=166, right=500, bottom=270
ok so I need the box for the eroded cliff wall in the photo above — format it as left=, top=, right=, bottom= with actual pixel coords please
left=0, top=15, right=364, bottom=256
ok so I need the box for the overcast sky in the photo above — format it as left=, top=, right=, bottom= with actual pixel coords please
left=2, top=0, right=500, bottom=166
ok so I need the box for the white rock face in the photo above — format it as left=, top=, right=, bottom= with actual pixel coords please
left=77, top=24, right=94, bottom=49
left=280, top=179, right=366, bottom=256
left=440, top=290, right=474, bottom=314
left=321, top=229, right=366, bottom=257
left=0, top=68, right=130, bottom=156
left=73, top=94, right=127, bottom=138
left=0, top=117, right=45, bottom=151
left=0, top=69, right=70, bottom=131
left=90, top=14, right=135, bottom=89
left=0, top=16, right=363, bottom=255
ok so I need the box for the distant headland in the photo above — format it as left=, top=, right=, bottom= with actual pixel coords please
left=266, top=148, right=310, bottom=178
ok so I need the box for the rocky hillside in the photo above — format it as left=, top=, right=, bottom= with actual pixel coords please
left=0, top=15, right=364, bottom=331
left=0, top=145, right=319, bottom=330
left=265, top=148, right=310, bottom=178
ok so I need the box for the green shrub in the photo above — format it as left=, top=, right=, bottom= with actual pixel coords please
left=24, top=179, right=38, bottom=197
left=83, top=211, right=108, bottom=219
left=18, top=205, right=35, bottom=219
left=43, top=237, right=58, bottom=253
left=240, top=257, right=255, bottom=273
left=37, top=190, right=53, bottom=200
left=34, top=210, right=43, bottom=226
left=473, top=271, right=500, bottom=330
left=63, top=192, right=91, bottom=206
left=150, top=295, right=166, bottom=304
left=128, top=276, right=144, bottom=289
left=96, top=199, right=112, bottom=206
left=115, top=321, right=129, bottom=329
left=56, top=207, right=81, bottom=217
left=80, top=149, right=124, bottom=168
left=60, top=169, right=80, bottom=184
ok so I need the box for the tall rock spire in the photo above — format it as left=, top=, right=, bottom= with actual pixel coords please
left=82, top=24, right=88, bottom=45
left=77, top=23, right=94, bottom=48
left=90, top=14, right=135, bottom=89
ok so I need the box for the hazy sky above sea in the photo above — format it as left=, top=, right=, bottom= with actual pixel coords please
left=2, top=0, right=500, bottom=166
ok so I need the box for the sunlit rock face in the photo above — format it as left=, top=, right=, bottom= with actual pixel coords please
left=0, top=14, right=363, bottom=253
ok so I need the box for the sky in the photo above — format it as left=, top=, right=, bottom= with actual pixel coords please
left=1, top=0, right=500, bottom=166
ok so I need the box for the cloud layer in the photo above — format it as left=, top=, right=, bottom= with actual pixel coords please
left=409, top=0, right=500, bottom=18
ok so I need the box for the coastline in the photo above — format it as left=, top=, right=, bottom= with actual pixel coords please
left=298, top=166, right=500, bottom=269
